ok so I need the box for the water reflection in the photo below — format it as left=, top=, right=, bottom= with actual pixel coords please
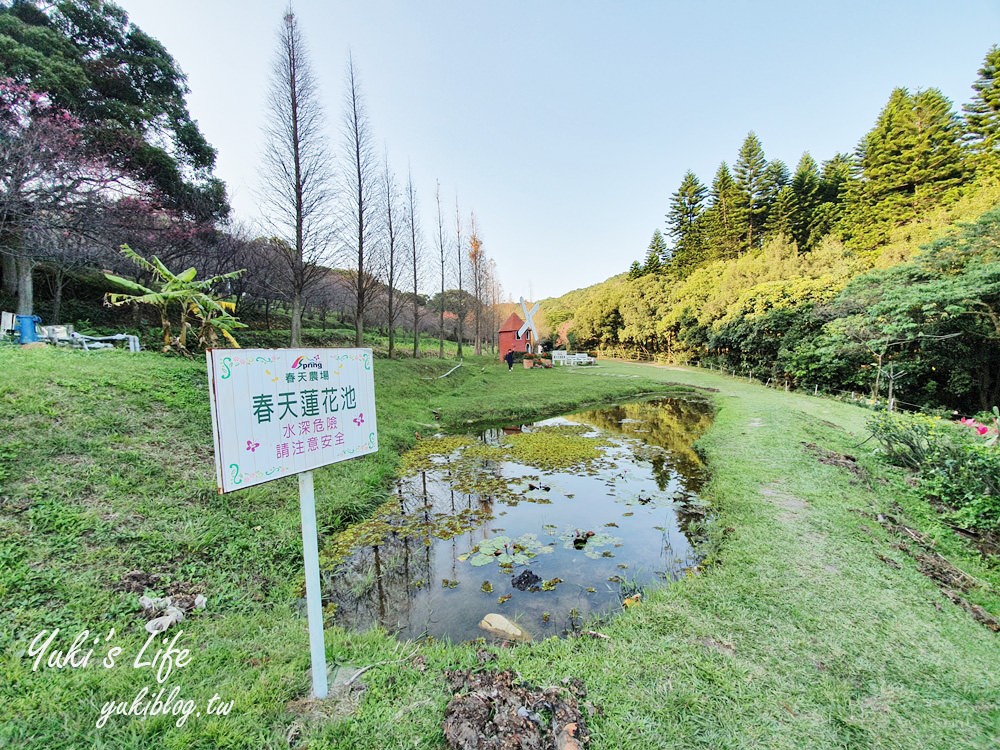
left=322, top=397, right=713, bottom=643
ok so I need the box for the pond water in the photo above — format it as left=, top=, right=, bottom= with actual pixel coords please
left=321, top=397, right=713, bottom=643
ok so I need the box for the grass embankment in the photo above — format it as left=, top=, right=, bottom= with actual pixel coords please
left=0, top=352, right=997, bottom=749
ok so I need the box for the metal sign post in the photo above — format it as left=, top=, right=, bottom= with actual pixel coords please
left=298, top=470, right=327, bottom=698
left=206, top=348, right=378, bottom=699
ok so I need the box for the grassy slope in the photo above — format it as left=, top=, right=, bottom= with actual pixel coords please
left=0, top=352, right=996, bottom=749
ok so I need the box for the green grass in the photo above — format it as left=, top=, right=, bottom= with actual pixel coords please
left=0, top=351, right=997, bottom=749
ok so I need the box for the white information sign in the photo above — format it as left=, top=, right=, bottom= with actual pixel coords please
left=206, top=348, right=378, bottom=494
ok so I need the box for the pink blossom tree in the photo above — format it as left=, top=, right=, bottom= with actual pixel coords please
left=0, top=79, right=128, bottom=315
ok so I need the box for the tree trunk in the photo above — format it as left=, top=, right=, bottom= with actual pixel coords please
left=15, top=256, right=34, bottom=316
left=1, top=253, right=16, bottom=297
left=160, top=308, right=172, bottom=352
left=413, top=301, right=419, bottom=358
left=51, top=270, right=64, bottom=325
left=474, top=296, right=482, bottom=356
left=290, top=291, right=303, bottom=346
left=387, top=295, right=394, bottom=359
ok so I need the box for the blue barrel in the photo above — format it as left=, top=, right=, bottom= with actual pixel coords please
left=15, top=314, right=41, bottom=344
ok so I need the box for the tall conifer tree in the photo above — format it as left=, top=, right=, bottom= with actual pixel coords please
left=702, top=162, right=743, bottom=260
left=759, top=159, right=790, bottom=235
left=846, top=87, right=966, bottom=248
left=666, top=170, right=707, bottom=274
left=764, top=185, right=795, bottom=239
left=808, top=153, right=851, bottom=247
left=734, top=132, right=768, bottom=252
left=644, top=229, right=666, bottom=274
left=963, top=45, right=1000, bottom=175
left=789, top=153, right=820, bottom=250
left=911, top=88, right=966, bottom=210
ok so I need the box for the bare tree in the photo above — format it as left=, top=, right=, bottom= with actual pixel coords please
left=259, top=9, right=336, bottom=346
left=340, top=55, right=380, bottom=348
left=405, top=168, right=423, bottom=358
left=380, top=149, right=404, bottom=357
left=486, top=257, right=502, bottom=355
left=454, top=197, right=465, bottom=358
left=435, top=180, right=446, bottom=358
left=34, top=223, right=111, bottom=324
left=468, top=212, right=486, bottom=355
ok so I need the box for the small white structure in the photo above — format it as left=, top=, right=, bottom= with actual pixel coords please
left=551, top=350, right=595, bottom=366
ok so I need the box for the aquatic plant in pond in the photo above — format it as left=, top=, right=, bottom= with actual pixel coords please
left=557, top=529, right=623, bottom=559
left=322, top=397, right=713, bottom=643
left=462, top=533, right=554, bottom=567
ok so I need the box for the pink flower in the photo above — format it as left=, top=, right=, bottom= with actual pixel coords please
left=977, top=425, right=989, bottom=436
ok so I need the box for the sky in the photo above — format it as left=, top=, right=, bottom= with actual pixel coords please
left=117, top=1, right=1000, bottom=301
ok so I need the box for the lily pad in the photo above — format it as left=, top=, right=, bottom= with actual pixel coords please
left=467, top=533, right=553, bottom=568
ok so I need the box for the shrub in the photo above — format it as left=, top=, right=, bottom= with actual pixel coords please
left=868, top=411, right=1000, bottom=530
left=868, top=411, right=944, bottom=470
left=921, top=440, right=1000, bottom=529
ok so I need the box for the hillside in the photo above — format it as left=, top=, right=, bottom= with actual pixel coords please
left=543, top=178, right=1000, bottom=414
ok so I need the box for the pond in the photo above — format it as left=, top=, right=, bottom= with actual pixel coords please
left=321, top=397, right=714, bottom=643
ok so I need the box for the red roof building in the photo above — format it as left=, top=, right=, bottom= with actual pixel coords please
left=498, top=312, right=532, bottom=359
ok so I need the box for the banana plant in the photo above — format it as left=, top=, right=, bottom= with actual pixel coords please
left=104, top=244, right=246, bottom=354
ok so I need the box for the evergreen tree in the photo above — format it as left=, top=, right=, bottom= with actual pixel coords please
left=851, top=87, right=914, bottom=235
left=734, top=131, right=768, bottom=252
left=808, top=153, right=851, bottom=247
left=666, top=170, right=707, bottom=274
left=845, top=87, right=966, bottom=248
left=764, top=184, right=795, bottom=239
left=702, top=162, right=744, bottom=260
left=789, top=153, right=820, bottom=250
left=818, top=153, right=852, bottom=204
left=644, top=229, right=666, bottom=274
left=910, top=88, right=966, bottom=209
left=963, top=45, right=1000, bottom=175
left=627, top=260, right=643, bottom=279
left=759, top=159, right=789, bottom=237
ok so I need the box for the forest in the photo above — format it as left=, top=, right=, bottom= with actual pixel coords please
left=547, top=46, right=1000, bottom=414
